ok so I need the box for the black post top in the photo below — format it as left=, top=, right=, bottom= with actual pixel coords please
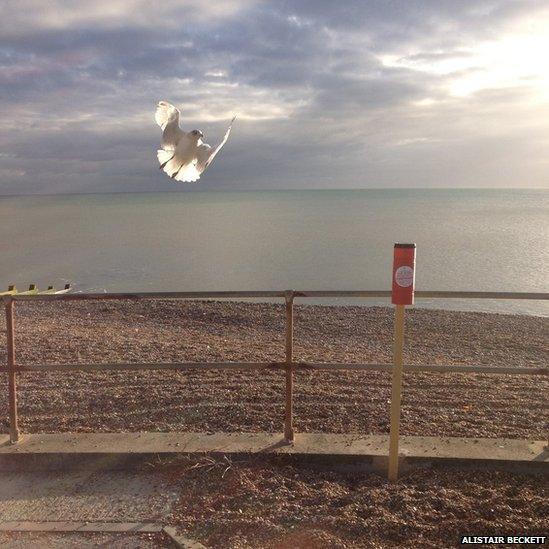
left=394, top=243, right=416, bottom=249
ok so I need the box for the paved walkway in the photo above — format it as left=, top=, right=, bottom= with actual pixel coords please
left=1, top=432, right=546, bottom=464
left=0, top=469, right=180, bottom=548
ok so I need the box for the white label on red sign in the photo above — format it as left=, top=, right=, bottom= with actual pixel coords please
left=395, top=266, right=414, bottom=288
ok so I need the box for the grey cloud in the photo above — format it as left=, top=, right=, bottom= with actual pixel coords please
left=0, top=0, right=548, bottom=195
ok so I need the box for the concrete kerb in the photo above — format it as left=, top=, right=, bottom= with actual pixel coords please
left=0, top=432, right=546, bottom=474
left=0, top=521, right=207, bottom=548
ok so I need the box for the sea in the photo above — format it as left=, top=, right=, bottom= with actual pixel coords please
left=1, top=188, right=547, bottom=316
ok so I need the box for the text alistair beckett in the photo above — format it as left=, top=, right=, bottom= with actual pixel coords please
left=461, top=536, right=546, bottom=545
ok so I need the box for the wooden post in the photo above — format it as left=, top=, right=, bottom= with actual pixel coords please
left=284, top=291, right=295, bottom=442
left=388, top=243, right=416, bottom=481
left=5, top=297, right=20, bottom=443
left=388, top=304, right=405, bottom=481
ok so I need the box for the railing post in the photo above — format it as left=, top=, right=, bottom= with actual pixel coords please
left=5, top=297, right=20, bottom=443
left=284, top=290, right=295, bottom=442
left=388, top=243, right=416, bottom=481
left=388, top=304, right=405, bottom=481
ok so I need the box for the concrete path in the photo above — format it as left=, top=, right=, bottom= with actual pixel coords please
left=0, top=470, right=179, bottom=522
left=0, top=531, right=166, bottom=548
left=0, top=469, right=182, bottom=547
left=0, top=432, right=546, bottom=466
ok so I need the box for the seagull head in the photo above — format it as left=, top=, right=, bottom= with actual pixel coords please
left=190, top=129, right=204, bottom=140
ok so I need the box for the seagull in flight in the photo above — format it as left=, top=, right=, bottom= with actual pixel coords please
left=155, top=101, right=235, bottom=183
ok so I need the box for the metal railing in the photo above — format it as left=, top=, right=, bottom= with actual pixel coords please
left=2, top=290, right=548, bottom=460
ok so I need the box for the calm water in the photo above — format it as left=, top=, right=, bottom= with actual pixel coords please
left=1, top=189, right=547, bottom=316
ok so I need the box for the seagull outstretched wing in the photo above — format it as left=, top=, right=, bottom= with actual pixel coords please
left=196, top=116, right=236, bottom=173
left=155, top=101, right=186, bottom=151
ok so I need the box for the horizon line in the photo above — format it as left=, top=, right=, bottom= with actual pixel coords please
left=1, top=186, right=548, bottom=198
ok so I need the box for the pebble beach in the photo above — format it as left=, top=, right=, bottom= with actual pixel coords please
left=0, top=300, right=546, bottom=438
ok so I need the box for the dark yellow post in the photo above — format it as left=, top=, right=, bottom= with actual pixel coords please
left=5, top=297, right=20, bottom=443
left=284, top=291, right=295, bottom=442
left=388, top=304, right=405, bottom=481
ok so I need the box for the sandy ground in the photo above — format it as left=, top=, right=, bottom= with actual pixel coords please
left=0, top=300, right=546, bottom=439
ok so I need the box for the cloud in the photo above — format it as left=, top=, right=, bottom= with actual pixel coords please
left=0, top=0, right=548, bottom=194
left=0, top=0, right=258, bottom=38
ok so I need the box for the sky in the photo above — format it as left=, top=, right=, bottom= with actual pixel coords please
left=1, top=0, right=548, bottom=194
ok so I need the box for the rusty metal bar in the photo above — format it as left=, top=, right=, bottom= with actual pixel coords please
left=11, top=290, right=548, bottom=301
left=292, top=290, right=390, bottom=298
left=0, top=362, right=545, bottom=375
left=12, top=291, right=286, bottom=301
left=296, top=290, right=548, bottom=300
left=415, top=291, right=548, bottom=300
left=284, top=291, right=295, bottom=442
left=0, top=362, right=280, bottom=372
left=5, top=298, right=20, bottom=443
left=289, top=363, right=548, bottom=375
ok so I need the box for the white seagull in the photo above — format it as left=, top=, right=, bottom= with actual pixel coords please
left=155, top=101, right=235, bottom=183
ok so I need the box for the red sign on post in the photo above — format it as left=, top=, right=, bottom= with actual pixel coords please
left=391, top=243, right=416, bottom=305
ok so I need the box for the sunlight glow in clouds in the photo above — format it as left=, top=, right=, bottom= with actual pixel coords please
left=382, top=11, right=549, bottom=101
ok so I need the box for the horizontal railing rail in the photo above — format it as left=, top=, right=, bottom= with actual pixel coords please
left=9, top=290, right=549, bottom=301
left=0, top=361, right=546, bottom=375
